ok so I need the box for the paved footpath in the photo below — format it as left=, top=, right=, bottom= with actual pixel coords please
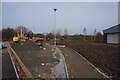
left=59, top=46, right=106, bottom=78
left=52, top=46, right=68, bottom=78
left=2, top=42, right=17, bottom=79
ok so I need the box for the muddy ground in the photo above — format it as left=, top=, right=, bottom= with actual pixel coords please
left=58, top=41, right=120, bottom=79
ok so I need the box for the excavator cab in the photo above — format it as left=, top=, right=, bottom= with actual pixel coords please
left=13, top=30, right=20, bottom=42
left=13, top=36, right=19, bottom=42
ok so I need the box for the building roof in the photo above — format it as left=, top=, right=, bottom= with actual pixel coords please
left=103, top=24, right=120, bottom=34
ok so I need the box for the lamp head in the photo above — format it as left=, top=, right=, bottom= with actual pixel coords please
left=54, top=8, right=57, bottom=12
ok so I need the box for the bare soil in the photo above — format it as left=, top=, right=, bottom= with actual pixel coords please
left=58, top=41, right=120, bottom=79
left=11, top=41, right=60, bottom=78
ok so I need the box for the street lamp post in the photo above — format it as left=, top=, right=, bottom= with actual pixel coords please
left=54, top=8, right=57, bottom=46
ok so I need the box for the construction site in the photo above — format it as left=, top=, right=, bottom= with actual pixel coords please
left=1, top=2, right=120, bottom=80
left=1, top=27, right=113, bottom=80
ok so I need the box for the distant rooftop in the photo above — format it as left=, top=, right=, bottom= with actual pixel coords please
left=103, top=24, right=120, bottom=34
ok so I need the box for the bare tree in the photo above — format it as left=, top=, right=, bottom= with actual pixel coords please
left=95, top=32, right=103, bottom=42
left=64, top=28, right=68, bottom=39
left=16, top=26, right=29, bottom=34
left=56, top=29, right=61, bottom=39
left=83, top=27, right=87, bottom=40
left=91, top=33, right=93, bottom=40
left=2, top=27, right=16, bottom=41
left=93, top=28, right=97, bottom=40
left=46, top=33, right=54, bottom=40
left=51, top=29, right=55, bottom=36
left=43, top=33, right=47, bottom=41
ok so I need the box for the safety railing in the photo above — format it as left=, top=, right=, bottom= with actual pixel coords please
left=8, top=43, right=33, bottom=79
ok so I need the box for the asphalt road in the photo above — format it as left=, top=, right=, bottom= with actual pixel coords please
left=2, top=44, right=17, bottom=79
left=59, top=46, right=105, bottom=78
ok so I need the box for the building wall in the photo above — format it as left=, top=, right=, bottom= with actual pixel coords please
left=107, top=33, right=120, bottom=44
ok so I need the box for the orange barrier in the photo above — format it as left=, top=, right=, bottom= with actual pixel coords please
left=24, top=37, right=29, bottom=40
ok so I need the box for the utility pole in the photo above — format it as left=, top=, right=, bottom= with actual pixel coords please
left=54, top=8, right=57, bottom=46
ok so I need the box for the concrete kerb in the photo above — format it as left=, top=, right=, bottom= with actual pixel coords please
left=54, top=45, right=69, bottom=79
left=67, top=46, right=111, bottom=79
left=56, top=46, right=69, bottom=79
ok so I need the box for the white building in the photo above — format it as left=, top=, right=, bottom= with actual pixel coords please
left=103, top=24, right=120, bottom=44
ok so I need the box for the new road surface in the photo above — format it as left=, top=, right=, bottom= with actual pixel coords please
left=59, top=46, right=107, bottom=78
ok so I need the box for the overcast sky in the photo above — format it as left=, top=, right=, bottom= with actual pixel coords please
left=2, top=2, right=118, bottom=35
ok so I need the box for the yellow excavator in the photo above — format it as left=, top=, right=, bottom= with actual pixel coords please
left=13, top=28, right=24, bottom=42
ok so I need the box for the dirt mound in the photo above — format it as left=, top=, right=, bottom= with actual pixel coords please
left=11, top=41, right=41, bottom=52
left=10, top=41, right=61, bottom=78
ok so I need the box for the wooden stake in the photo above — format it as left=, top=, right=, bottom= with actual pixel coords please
left=49, top=67, right=55, bottom=80
left=19, top=64, right=22, bottom=79
left=13, top=53, right=16, bottom=64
